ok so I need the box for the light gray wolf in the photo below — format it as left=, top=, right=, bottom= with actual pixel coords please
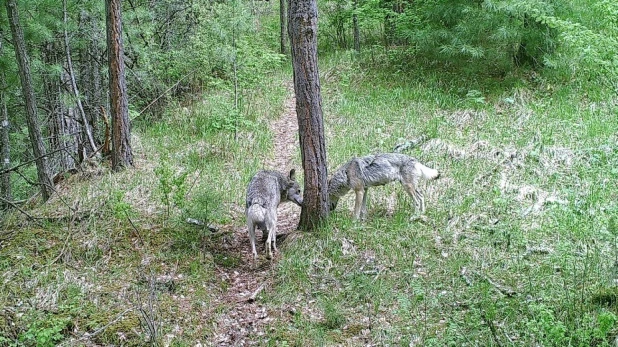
left=246, top=169, right=303, bottom=259
left=328, top=153, right=439, bottom=219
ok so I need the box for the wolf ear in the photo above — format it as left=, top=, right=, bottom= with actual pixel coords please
left=289, top=169, right=296, bottom=181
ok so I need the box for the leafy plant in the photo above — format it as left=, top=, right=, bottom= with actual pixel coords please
left=595, top=310, right=617, bottom=340
left=18, top=315, right=71, bottom=347
left=525, top=304, right=568, bottom=345
left=110, top=190, right=134, bottom=219
left=154, top=159, right=189, bottom=218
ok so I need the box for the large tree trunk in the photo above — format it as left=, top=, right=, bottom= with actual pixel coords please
left=6, top=0, right=54, bottom=201
left=279, top=0, right=287, bottom=55
left=288, top=0, right=329, bottom=230
left=106, top=0, right=133, bottom=170
left=0, top=37, right=10, bottom=207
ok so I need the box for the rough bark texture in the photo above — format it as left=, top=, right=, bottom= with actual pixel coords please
left=6, top=0, right=54, bottom=201
left=80, top=10, right=104, bottom=144
left=288, top=0, right=329, bottom=230
left=353, top=0, right=360, bottom=52
left=0, top=37, right=10, bottom=206
left=280, top=0, right=288, bottom=55
left=42, top=42, right=77, bottom=173
left=106, top=0, right=133, bottom=170
left=64, top=0, right=97, bottom=154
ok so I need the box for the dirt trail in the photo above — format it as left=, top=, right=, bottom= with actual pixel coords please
left=210, top=81, right=300, bottom=345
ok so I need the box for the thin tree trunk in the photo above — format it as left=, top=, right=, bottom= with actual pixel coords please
left=6, top=0, right=54, bottom=201
left=106, top=0, right=133, bottom=170
left=232, top=0, right=239, bottom=141
left=42, top=42, right=74, bottom=173
left=80, top=10, right=103, bottom=145
left=280, top=0, right=287, bottom=55
left=63, top=0, right=97, bottom=154
left=353, top=0, right=360, bottom=52
left=0, top=36, right=10, bottom=207
left=288, top=0, right=329, bottom=230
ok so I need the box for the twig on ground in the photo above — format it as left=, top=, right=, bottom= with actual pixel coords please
left=125, top=210, right=145, bottom=247
left=14, top=168, right=75, bottom=213
left=79, top=308, right=132, bottom=340
left=522, top=246, right=553, bottom=258
left=483, top=274, right=517, bottom=297
left=393, top=135, right=428, bottom=153
left=247, top=283, right=266, bottom=302
left=46, top=227, right=74, bottom=267
left=0, top=196, right=43, bottom=226
left=186, top=218, right=219, bottom=233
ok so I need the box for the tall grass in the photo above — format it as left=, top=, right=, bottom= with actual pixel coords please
left=265, top=50, right=618, bottom=345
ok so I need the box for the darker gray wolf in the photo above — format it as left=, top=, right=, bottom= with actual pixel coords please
left=246, top=169, right=303, bottom=259
left=328, top=153, right=439, bottom=219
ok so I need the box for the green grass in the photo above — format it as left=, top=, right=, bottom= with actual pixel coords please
left=2, top=47, right=618, bottom=345
left=264, top=50, right=618, bottom=345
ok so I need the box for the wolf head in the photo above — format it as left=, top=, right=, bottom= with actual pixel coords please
left=284, top=169, right=303, bottom=207
left=327, top=168, right=349, bottom=211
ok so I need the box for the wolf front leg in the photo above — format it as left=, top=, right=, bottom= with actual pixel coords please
left=360, top=188, right=369, bottom=218
left=403, top=183, right=427, bottom=221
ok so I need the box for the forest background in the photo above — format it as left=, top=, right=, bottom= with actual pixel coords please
left=1, top=0, right=617, bottom=345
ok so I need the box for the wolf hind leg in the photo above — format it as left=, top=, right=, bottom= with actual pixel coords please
left=265, top=210, right=278, bottom=259
left=247, top=220, right=258, bottom=260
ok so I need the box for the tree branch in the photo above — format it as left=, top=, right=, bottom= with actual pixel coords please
left=135, top=70, right=195, bottom=118
left=0, top=145, right=72, bottom=175
left=0, top=196, right=42, bottom=225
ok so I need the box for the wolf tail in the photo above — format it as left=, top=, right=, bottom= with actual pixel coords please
left=415, top=162, right=440, bottom=180
left=247, top=203, right=266, bottom=224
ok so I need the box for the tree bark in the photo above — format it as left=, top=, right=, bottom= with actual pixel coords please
left=353, top=0, right=360, bottom=52
left=6, top=0, right=54, bottom=201
left=280, top=0, right=287, bottom=55
left=0, top=36, right=11, bottom=207
left=42, top=41, right=76, bottom=173
left=80, top=10, right=104, bottom=145
left=288, top=0, right=329, bottom=230
left=106, top=0, right=133, bottom=170
left=63, top=0, right=97, bottom=154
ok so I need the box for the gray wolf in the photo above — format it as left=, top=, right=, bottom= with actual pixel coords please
left=246, top=169, right=303, bottom=259
left=328, top=153, right=439, bottom=219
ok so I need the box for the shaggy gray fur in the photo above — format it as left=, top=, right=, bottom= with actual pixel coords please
left=246, top=169, right=302, bottom=259
left=328, top=153, right=439, bottom=219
